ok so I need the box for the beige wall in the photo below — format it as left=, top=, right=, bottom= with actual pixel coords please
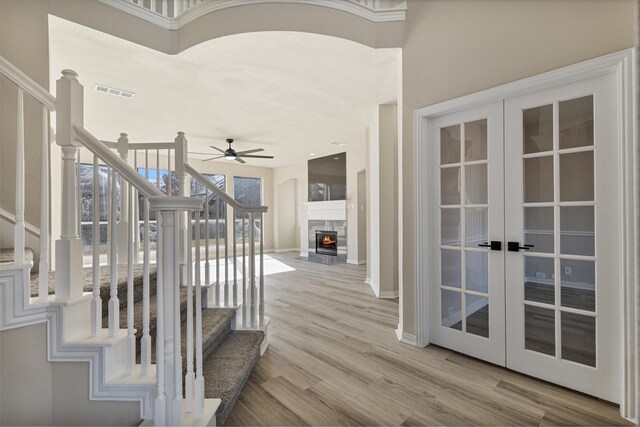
left=366, top=104, right=398, bottom=297
left=0, top=323, right=140, bottom=426
left=400, top=0, right=638, bottom=336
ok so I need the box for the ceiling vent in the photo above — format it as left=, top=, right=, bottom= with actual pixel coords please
left=94, top=84, right=135, bottom=99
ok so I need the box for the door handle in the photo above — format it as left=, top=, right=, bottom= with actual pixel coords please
left=478, top=241, right=502, bottom=251
left=507, top=242, right=534, bottom=252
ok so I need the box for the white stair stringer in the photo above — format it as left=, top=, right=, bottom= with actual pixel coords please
left=0, top=263, right=157, bottom=422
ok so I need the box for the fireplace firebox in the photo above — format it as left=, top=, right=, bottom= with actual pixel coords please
left=315, top=230, right=338, bottom=256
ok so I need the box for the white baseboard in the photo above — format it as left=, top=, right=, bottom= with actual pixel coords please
left=346, top=259, right=367, bottom=265
left=364, top=277, right=378, bottom=297
left=299, top=251, right=308, bottom=257
left=395, top=327, right=417, bottom=346
left=378, top=290, right=399, bottom=299
left=272, top=248, right=300, bottom=253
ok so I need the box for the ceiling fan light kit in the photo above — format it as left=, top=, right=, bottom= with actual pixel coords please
left=199, top=138, right=274, bottom=164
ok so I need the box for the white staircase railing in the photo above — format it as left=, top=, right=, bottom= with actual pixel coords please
left=186, top=164, right=268, bottom=328
left=1, top=52, right=269, bottom=424
left=100, top=0, right=407, bottom=28
left=0, top=56, right=55, bottom=303
left=99, top=132, right=270, bottom=330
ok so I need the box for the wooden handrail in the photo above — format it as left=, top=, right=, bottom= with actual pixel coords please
left=0, top=56, right=56, bottom=110
left=74, top=125, right=164, bottom=198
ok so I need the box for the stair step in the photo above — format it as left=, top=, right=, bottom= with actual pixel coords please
left=102, top=285, right=201, bottom=354
left=32, top=264, right=158, bottom=315
left=202, top=331, right=264, bottom=426
left=0, top=247, right=34, bottom=264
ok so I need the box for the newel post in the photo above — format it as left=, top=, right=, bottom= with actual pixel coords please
left=55, top=69, right=84, bottom=301
left=149, top=196, right=204, bottom=426
left=175, top=131, right=189, bottom=285
left=117, top=132, right=130, bottom=263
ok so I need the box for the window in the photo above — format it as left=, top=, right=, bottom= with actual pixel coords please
left=190, top=174, right=226, bottom=240
left=79, top=163, right=120, bottom=253
left=234, top=176, right=262, bottom=241
left=135, top=167, right=179, bottom=246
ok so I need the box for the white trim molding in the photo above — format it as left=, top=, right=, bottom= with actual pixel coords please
left=378, top=290, right=399, bottom=299
left=346, top=258, right=367, bottom=265
left=99, top=0, right=407, bottom=30
left=395, top=326, right=417, bottom=346
left=414, top=48, right=638, bottom=422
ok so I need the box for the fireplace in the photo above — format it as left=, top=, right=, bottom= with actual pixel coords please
left=315, top=230, right=338, bottom=256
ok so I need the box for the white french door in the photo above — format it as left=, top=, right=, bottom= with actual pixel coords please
left=428, top=72, right=620, bottom=402
left=428, top=102, right=505, bottom=366
left=504, top=73, right=619, bottom=402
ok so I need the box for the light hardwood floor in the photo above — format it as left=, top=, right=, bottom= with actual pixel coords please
left=226, top=252, right=629, bottom=426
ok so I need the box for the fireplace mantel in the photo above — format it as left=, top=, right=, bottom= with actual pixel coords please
left=303, top=200, right=347, bottom=221
left=300, top=200, right=347, bottom=263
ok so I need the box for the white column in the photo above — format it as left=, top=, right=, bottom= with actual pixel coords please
left=149, top=195, right=204, bottom=426
left=55, top=69, right=85, bottom=301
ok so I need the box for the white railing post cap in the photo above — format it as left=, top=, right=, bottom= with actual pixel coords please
left=60, top=69, right=79, bottom=81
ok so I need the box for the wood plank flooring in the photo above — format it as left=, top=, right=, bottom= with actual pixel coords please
left=226, top=252, right=629, bottom=426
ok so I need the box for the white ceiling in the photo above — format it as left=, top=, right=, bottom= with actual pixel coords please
left=49, top=17, right=399, bottom=168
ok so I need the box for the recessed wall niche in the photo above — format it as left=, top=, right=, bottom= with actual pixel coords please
left=308, top=152, right=346, bottom=201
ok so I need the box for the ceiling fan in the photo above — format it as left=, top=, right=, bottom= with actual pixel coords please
left=193, top=138, right=274, bottom=164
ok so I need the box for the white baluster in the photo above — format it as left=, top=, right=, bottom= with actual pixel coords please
left=204, top=186, right=210, bottom=289
left=172, top=210, right=182, bottom=425
left=224, top=198, right=229, bottom=306
left=38, top=106, right=50, bottom=302
left=108, top=168, right=119, bottom=336
left=167, top=148, right=172, bottom=196
left=14, top=88, right=25, bottom=265
left=133, top=150, right=140, bottom=264
left=249, top=212, right=256, bottom=326
left=232, top=206, right=237, bottom=306
left=154, top=208, right=166, bottom=426
left=117, top=133, right=129, bottom=263
left=185, top=209, right=194, bottom=412
left=126, top=182, right=135, bottom=374
left=76, top=149, right=81, bottom=246
left=242, top=210, right=247, bottom=326
left=91, top=154, right=102, bottom=336
left=156, top=148, right=160, bottom=190
left=162, top=0, right=168, bottom=16
left=141, top=152, right=151, bottom=374
left=174, top=0, right=182, bottom=17
left=215, top=197, right=220, bottom=305
left=194, top=204, right=204, bottom=417
left=259, top=211, right=264, bottom=325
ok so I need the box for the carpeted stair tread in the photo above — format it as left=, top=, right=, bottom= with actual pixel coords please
left=203, top=331, right=264, bottom=425
left=102, top=285, right=198, bottom=348
left=0, top=247, right=34, bottom=264
left=149, top=305, right=236, bottom=366
left=30, top=265, right=157, bottom=314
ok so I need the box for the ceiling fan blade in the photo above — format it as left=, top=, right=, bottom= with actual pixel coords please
left=209, top=146, right=226, bottom=154
left=202, top=155, right=225, bottom=161
left=235, top=148, right=264, bottom=155
left=188, top=152, right=213, bottom=155
left=239, top=154, right=274, bottom=159
left=235, top=157, right=246, bottom=164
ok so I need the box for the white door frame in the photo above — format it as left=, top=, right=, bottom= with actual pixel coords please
left=414, top=48, right=638, bottom=423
